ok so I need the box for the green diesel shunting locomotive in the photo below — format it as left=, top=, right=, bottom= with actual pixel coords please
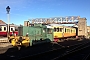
left=9, top=24, right=54, bottom=48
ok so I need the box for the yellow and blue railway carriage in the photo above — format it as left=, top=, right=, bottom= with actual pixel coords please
left=48, top=24, right=76, bottom=40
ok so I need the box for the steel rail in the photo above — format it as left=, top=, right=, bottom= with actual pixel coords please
left=82, top=52, right=90, bottom=60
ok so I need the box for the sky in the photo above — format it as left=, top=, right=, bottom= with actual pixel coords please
left=0, top=0, right=90, bottom=26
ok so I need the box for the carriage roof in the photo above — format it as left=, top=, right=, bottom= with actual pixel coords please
left=45, top=24, right=76, bottom=29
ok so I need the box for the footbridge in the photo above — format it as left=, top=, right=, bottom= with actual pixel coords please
left=24, top=16, right=87, bottom=37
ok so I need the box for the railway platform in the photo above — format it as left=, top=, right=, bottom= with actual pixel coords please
left=0, top=37, right=8, bottom=43
left=0, top=37, right=12, bottom=48
left=0, top=43, right=12, bottom=48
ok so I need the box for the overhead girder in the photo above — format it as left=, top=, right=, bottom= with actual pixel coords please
left=28, top=16, right=80, bottom=24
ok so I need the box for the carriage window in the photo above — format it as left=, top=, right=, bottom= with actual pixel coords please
left=54, top=27, right=57, bottom=32
left=72, top=30, right=73, bottom=32
left=69, top=29, right=70, bottom=32
left=4, top=27, right=6, bottom=31
left=65, top=28, right=66, bottom=32
left=47, top=28, right=52, bottom=33
left=72, top=30, right=75, bottom=33
left=60, top=28, right=63, bottom=32
left=11, top=28, right=13, bottom=31
left=57, top=28, right=59, bottom=32
left=71, top=29, right=72, bottom=33
left=0, top=27, right=2, bottom=31
left=67, top=29, right=70, bottom=33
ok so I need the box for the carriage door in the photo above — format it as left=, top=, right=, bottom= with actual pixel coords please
left=47, top=28, right=53, bottom=41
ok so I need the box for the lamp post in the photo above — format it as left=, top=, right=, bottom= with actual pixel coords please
left=6, top=6, right=10, bottom=37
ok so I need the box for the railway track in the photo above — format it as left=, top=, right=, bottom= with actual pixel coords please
left=0, top=39, right=89, bottom=60
left=53, top=42, right=90, bottom=60
left=18, top=39, right=90, bottom=60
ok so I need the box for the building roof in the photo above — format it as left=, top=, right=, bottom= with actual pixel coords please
left=0, top=20, right=6, bottom=24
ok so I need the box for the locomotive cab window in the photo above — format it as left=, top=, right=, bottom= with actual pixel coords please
left=43, top=28, right=46, bottom=33
left=47, top=28, right=52, bottom=33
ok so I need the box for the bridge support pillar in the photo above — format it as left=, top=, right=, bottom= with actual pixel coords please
left=78, top=18, right=87, bottom=37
